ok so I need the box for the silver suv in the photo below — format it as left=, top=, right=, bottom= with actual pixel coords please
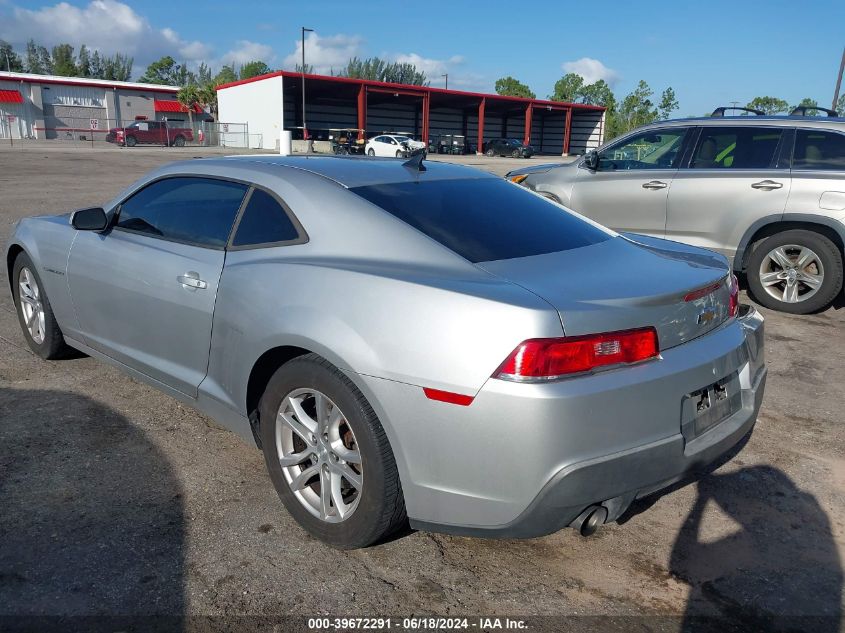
left=507, top=107, right=845, bottom=314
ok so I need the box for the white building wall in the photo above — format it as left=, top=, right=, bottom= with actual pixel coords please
left=217, top=75, right=283, bottom=150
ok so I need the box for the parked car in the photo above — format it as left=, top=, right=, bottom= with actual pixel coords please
left=365, top=134, right=425, bottom=158
left=485, top=138, right=535, bottom=158
left=105, top=121, right=194, bottom=147
left=429, top=134, right=468, bottom=155
left=505, top=107, right=845, bottom=314
left=7, top=156, right=765, bottom=548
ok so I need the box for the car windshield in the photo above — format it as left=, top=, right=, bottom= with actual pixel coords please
left=350, top=178, right=610, bottom=263
left=394, top=137, right=410, bottom=143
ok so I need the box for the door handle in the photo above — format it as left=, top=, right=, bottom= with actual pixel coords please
left=751, top=180, right=783, bottom=190
left=177, top=271, right=207, bottom=290
left=642, top=180, right=668, bottom=190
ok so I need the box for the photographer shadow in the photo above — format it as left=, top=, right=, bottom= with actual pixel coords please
left=0, top=387, right=185, bottom=627
left=628, top=460, right=842, bottom=632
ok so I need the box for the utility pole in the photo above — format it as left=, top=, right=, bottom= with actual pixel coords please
left=441, top=73, right=448, bottom=90
left=832, top=46, right=845, bottom=111
left=301, top=27, right=314, bottom=142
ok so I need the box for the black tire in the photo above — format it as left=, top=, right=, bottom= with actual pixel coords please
left=12, top=252, right=72, bottom=359
left=746, top=229, right=843, bottom=314
left=124, top=135, right=137, bottom=147
left=259, top=354, right=406, bottom=548
left=395, top=150, right=402, bottom=158
left=173, top=135, right=186, bottom=147
left=511, top=149, right=520, bottom=158
left=485, top=148, right=495, bottom=157
left=367, top=148, right=375, bottom=157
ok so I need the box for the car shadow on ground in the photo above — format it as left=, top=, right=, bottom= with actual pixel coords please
left=623, top=457, right=842, bottom=631
left=0, top=387, right=185, bottom=630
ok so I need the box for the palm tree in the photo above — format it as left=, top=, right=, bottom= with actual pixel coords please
left=176, top=84, right=201, bottom=135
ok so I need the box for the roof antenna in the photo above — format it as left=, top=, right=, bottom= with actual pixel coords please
left=402, top=152, right=426, bottom=172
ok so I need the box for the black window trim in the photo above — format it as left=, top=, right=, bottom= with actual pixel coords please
left=681, top=124, right=790, bottom=171
left=582, top=126, right=692, bottom=172
left=226, top=184, right=310, bottom=251
left=110, top=174, right=308, bottom=251
left=791, top=127, right=845, bottom=173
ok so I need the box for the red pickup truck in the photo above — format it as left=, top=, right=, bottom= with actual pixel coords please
left=106, top=121, right=193, bottom=147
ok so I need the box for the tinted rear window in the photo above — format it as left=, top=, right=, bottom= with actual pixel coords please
left=350, top=178, right=610, bottom=263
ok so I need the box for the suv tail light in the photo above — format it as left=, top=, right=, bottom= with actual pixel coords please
left=728, top=274, right=739, bottom=317
left=494, top=327, right=659, bottom=381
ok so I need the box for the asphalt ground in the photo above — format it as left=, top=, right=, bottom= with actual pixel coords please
left=0, top=144, right=842, bottom=632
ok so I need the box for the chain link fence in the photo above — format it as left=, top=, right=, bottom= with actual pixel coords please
left=0, top=115, right=258, bottom=149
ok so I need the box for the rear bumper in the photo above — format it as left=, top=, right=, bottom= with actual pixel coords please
left=372, top=306, right=766, bottom=538
left=412, top=362, right=764, bottom=538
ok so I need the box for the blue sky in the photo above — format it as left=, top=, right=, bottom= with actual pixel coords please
left=1, top=0, right=843, bottom=114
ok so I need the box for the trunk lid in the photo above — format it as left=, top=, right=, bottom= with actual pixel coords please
left=478, top=234, right=732, bottom=350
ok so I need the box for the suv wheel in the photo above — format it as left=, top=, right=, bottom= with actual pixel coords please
left=746, top=229, right=843, bottom=314
left=259, top=354, right=407, bottom=548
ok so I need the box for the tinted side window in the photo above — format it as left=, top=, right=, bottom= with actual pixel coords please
left=232, top=188, right=300, bottom=247
left=599, top=129, right=686, bottom=170
left=350, top=178, right=610, bottom=263
left=690, top=127, right=783, bottom=169
left=116, top=177, right=248, bottom=247
left=794, top=129, right=845, bottom=171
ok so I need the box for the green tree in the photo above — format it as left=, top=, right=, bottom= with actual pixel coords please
left=101, top=53, right=133, bottom=81
left=580, top=79, right=615, bottom=109
left=0, top=40, right=24, bottom=72
left=198, top=82, right=219, bottom=119
left=214, top=64, right=239, bottom=85
left=494, top=76, right=535, bottom=98
left=549, top=73, right=584, bottom=102
left=745, top=96, right=788, bottom=115
left=89, top=49, right=103, bottom=78
left=240, top=60, right=271, bottom=80
left=338, top=56, right=427, bottom=85
left=37, top=44, right=53, bottom=74
left=177, top=83, right=201, bottom=129
left=77, top=44, right=91, bottom=77
left=51, top=43, right=77, bottom=76
left=657, top=87, right=679, bottom=120
left=609, top=80, right=657, bottom=138
left=139, top=55, right=192, bottom=85
left=197, top=62, right=213, bottom=85
left=837, top=94, right=845, bottom=114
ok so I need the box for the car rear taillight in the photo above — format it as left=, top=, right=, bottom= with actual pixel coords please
left=728, top=274, right=739, bottom=317
left=494, top=327, right=659, bottom=381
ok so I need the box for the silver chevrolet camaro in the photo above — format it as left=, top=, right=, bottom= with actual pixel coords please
left=7, top=155, right=766, bottom=548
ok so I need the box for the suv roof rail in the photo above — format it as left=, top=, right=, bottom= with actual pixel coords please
left=789, top=105, right=839, bottom=117
left=711, top=106, right=765, bottom=117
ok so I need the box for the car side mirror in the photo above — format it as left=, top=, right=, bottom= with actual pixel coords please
left=71, top=207, right=108, bottom=231
left=583, top=150, right=599, bottom=171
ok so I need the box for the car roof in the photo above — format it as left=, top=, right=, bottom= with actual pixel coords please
left=199, top=155, right=497, bottom=188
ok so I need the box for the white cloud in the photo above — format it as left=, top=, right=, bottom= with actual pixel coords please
left=220, top=40, right=276, bottom=66
left=282, top=32, right=364, bottom=74
left=0, top=0, right=213, bottom=66
left=561, top=57, right=620, bottom=86
left=392, top=53, right=464, bottom=78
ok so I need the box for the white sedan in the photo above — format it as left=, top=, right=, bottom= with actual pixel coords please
left=365, top=135, right=425, bottom=158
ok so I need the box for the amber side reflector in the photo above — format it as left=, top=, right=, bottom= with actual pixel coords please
left=509, top=174, right=528, bottom=184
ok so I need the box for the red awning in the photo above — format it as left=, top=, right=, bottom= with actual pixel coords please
left=154, top=99, right=202, bottom=114
left=0, top=89, right=23, bottom=104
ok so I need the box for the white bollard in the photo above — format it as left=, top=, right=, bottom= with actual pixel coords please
left=279, top=130, right=292, bottom=156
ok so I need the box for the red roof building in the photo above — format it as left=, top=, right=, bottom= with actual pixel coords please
left=217, top=70, right=605, bottom=155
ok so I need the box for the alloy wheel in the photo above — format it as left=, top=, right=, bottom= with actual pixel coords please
left=758, top=244, right=825, bottom=304
left=18, top=267, right=45, bottom=344
left=276, top=388, right=363, bottom=523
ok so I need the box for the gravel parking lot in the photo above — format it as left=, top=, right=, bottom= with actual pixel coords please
left=0, top=145, right=843, bottom=631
